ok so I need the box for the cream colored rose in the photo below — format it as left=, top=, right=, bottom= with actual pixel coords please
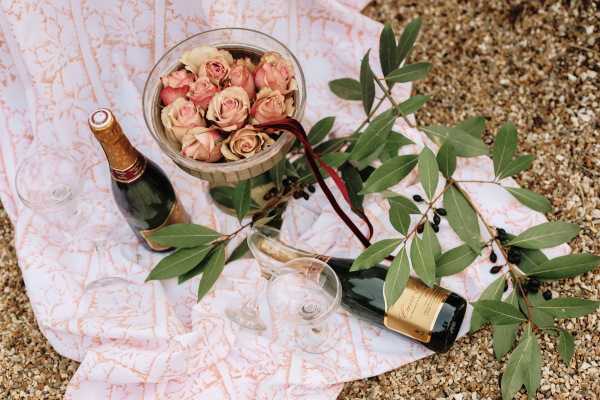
left=161, top=97, right=205, bottom=143
left=180, top=46, right=233, bottom=85
left=206, top=86, right=250, bottom=132
left=221, top=125, right=275, bottom=161
left=254, top=52, right=295, bottom=92
left=180, top=126, right=223, bottom=163
left=160, top=69, right=194, bottom=88
left=250, top=88, right=294, bottom=124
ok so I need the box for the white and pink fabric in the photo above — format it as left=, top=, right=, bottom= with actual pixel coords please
left=0, top=1, right=568, bottom=399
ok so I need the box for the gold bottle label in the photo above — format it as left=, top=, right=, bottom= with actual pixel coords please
left=384, top=278, right=450, bottom=343
left=139, top=199, right=190, bottom=251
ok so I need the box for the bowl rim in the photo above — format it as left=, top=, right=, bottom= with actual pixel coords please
left=142, top=27, right=306, bottom=174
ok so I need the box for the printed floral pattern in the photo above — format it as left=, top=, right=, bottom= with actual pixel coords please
left=0, top=1, right=568, bottom=399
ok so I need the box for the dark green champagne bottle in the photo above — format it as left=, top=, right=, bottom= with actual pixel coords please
left=88, top=108, right=189, bottom=251
left=255, top=233, right=466, bottom=353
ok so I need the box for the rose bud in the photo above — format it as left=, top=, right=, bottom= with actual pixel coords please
left=187, top=77, right=219, bottom=110
left=206, top=86, right=250, bottom=132
left=180, top=45, right=233, bottom=86
left=229, top=59, right=256, bottom=99
left=160, top=97, right=205, bottom=143
left=250, top=88, right=294, bottom=124
left=254, top=52, right=295, bottom=93
left=161, top=69, right=195, bottom=88
left=221, top=125, right=275, bottom=161
left=180, top=127, right=223, bottom=162
left=160, top=85, right=189, bottom=106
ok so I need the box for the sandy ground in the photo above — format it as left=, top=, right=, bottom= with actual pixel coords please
left=1, top=1, right=599, bottom=399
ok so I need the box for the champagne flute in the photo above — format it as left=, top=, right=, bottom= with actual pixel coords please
left=225, top=225, right=300, bottom=331
left=267, top=257, right=341, bottom=353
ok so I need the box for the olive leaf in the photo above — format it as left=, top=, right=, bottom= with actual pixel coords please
left=385, top=62, right=432, bottom=83
left=227, top=239, right=249, bottom=263
left=444, top=186, right=481, bottom=252
left=421, top=125, right=488, bottom=157
left=388, top=194, right=420, bottom=214
left=423, top=222, right=442, bottom=260
left=505, top=221, right=580, bottom=249
left=360, top=154, right=418, bottom=194
left=410, top=235, right=436, bottom=287
left=396, top=95, right=430, bottom=116
left=505, top=187, right=552, bottom=213
left=436, top=142, right=456, bottom=179
left=470, top=275, right=509, bottom=332
left=518, top=248, right=549, bottom=274
left=498, top=154, right=534, bottom=179
left=492, top=122, right=518, bottom=178
left=418, top=147, right=439, bottom=200
left=197, top=243, right=226, bottom=302
left=437, top=244, right=478, bottom=277
left=384, top=246, right=410, bottom=310
left=456, top=116, right=486, bottom=138
left=379, top=22, right=399, bottom=76
left=329, top=78, right=362, bottom=100
left=350, top=109, right=396, bottom=161
left=396, top=17, right=422, bottom=64
left=532, top=298, right=600, bottom=319
left=149, top=223, right=221, bottom=248
left=389, top=203, right=411, bottom=235
left=308, top=116, right=335, bottom=145
left=558, top=329, right=575, bottom=365
left=528, top=253, right=600, bottom=280
left=501, top=325, right=541, bottom=400
left=388, top=130, right=414, bottom=147
left=472, top=299, right=527, bottom=325
left=146, top=245, right=214, bottom=281
left=233, top=179, right=251, bottom=221
left=341, top=163, right=365, bottom=212
left=493, top=291, right=520, bottom=359
left=360, top=50, right=376, bottom=115
left=351, top=238, right=402, bottom=271
left=523, top=292, right=555, bottom=329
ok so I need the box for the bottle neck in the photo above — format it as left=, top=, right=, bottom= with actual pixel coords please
left=89, top=109, right=146, bottom=183
left=255, top=235, right=329, bottom=263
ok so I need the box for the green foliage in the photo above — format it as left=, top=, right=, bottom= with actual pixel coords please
left=351, top=239, right=402, bottom=271
left=196, top=244, right=226, bottom=302
left=388, top=194, right=420, bottom=214
left=396, top=95, right=430, bottom=117
left=389, top=203, right=411, bottom=235
left=350, top=109, right=396, bottom=161
left=492, top=122, right=518, bottom=178
left=501, top=325, right=540, bottom=400
left=436, top=244, right=478, bottom=277
left=498, top=154, right=534, bottom=179
left=233, top=179, right=251, bottom=221
left=533, top=298, right=600, bottom=319
left=329, top=78, right=362, bottom=100
left=456, top=116, right=486, bottom=138
left=493, top=291, right=520, bottom=359
left=379, top=22, right=400, bottom=76
left=505, top=222, right=580, bottom=249
left=308, top=116, right=336, bottom=145
left=384, top=246, right=410, bottom=309
left=471, top=276, right=507, bottom=332
left=385, top=62, right=432, bottom=83
left=444, top=186, right=481, bottom=252
left=422, top=125, right=488, bottom=157
left=558, top=329, right=575, bottom=365
left=360, top=51, right=376, bottom=115
left=149, top=223, right=220, bottom=248
left=360, top=155, right=418, bottom=194
left=410, top=235, right=436, bottom=287
left=436, top=142, right=456, bottom=179
left=146, top=245, right=213, bottom=281
left=472, top=299, right=527, bottom=325
left=418, top=147, right=439, bottom=200
left=528, top=253, right=600, bottom=280
left=341, top=163, right=365, bottom=212
left=505, top=187, right=552, bottom=213
left=396, top=17, right=422, bottom=65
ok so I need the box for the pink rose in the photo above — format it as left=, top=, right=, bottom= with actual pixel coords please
left=160, top=85, right=189, bottom=106
left=206, top=86, right=250, bottom=132
left=228, top=59, right=256, bottom=99
left=180, top=127, right=223, bottom=162
left=160, top=98, right=205, bottom=143
left=180, top=46, right=233, bottom=86
left=221, top=125, right=275, bottom=161
left=250, top=88, right=294, bottom=124
left=254, top=52, right=295, bottom=92
left=187, top=77, right=219, bottom=110
left=161, top=69, right=195, bottom=88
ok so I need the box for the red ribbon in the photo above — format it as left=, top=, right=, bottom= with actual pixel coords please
left=257, top=118, right=374, bottom=245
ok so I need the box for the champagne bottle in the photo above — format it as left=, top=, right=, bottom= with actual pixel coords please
left=253, top=229, right=466, bottom=353
left=88, top=108, right=190, bottom=251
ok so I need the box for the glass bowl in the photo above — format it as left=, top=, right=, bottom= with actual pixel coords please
left=142, top=28, right=306, bottom=186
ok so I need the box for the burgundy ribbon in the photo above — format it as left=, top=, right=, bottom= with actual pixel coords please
left=257, top=118, right=373, bottom=247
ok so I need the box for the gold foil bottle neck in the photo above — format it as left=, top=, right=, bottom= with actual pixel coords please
left=88, top=108, right=142, bottom=173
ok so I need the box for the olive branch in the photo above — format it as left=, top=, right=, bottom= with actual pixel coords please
left=145, top=18, right=599, bottom=400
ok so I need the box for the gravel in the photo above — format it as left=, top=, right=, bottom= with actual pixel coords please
left=1, top=1, right=599, bottom=399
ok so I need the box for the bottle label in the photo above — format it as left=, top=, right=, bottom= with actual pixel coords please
left=384, top=279, right=450, bottom=343
left=110, top=157, right=147, bottom=183
left=139, top=199, right=190, bottom=251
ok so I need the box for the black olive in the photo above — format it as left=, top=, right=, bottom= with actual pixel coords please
left=307, top=184, right=316, bottom=193
left=542, top=290, right=552, bottom=300
left=507, top=248, right=522, bottom=264
left=413, top=194, right=424, bottom=202
left=417, top=223, right=425, bottom=233
left=433, top=214, right=441, bottom=225
left=490, top=265, right=503, bottom=274
left=435, top=208, right=447, bottom=216
left=489, top=251, right=498, bottom=263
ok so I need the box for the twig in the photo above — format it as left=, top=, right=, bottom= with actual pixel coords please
left=373, top=77, right=416, bottom=129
